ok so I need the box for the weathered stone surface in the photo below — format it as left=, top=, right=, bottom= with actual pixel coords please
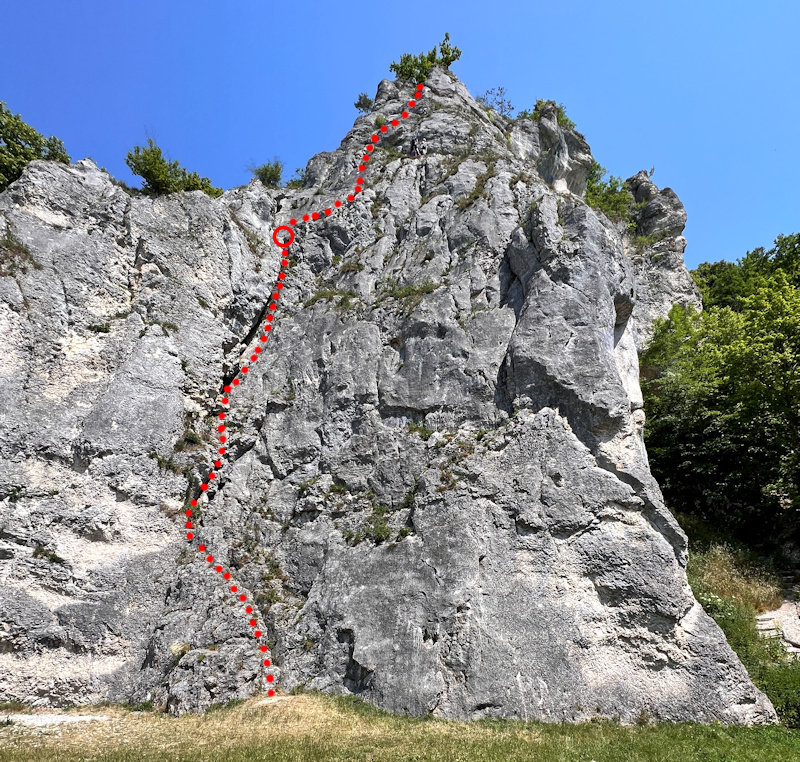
left=0, top=67, right=774, bottom=725
left=624, top=170, right=703, bottom=350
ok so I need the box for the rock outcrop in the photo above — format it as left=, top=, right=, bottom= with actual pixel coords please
left=625, top=170, right=702, bottom=350
left=0, top=67, right=774, bottom=725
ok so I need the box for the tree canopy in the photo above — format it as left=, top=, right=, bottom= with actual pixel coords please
left=0, top=102, right=70, bottom=193
left=641, top=235, right=800, bottom=549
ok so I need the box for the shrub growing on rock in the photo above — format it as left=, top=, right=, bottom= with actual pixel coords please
left=389, top=33, right=461, bottom=83
left=0, top=101, right=70, bottom=193
left=126, top=139, right=222, bottom=198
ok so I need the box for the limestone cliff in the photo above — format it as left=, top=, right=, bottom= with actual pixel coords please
left=0, top=68, right=771, bottom=725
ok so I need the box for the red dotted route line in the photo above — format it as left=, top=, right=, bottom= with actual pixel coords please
left=180, top=83, right=426, bottom=697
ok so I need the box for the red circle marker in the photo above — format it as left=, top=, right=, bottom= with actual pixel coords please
left=391, top=120, right=398, bottom=126
left=199, top=544, right=206, bottom=552
left=223, top=572, right=231, bottom=580
left=264, top=659, right=271, bottom=667
left=402, top=111, right=409, bottom=118
left=242, top=367, right=249, bottom=374
left=191, top=499, right=198, bottom=507
left=206, top=555, right=213, bottom=563
left=187, top=532, right=194, bottom=540
left=231, top=585, right=237, bottom=592
left=289, top=218, right=296, bottom=225
left=224, top=385, right=232, bottom=393
left=240, top=594, right=247, bottom=601
left=261, top=645, right=268, bottom=652
left=246, top=606, right=253, bottom=613
left=367, top=145, right=374, bottom=151
left=380, top=125, right=388, bottom=133
left=409, top=100, right=416, bottom=107
left=324, top=208, right=331, bottom=215
left=268, top=689, right=275, bottom=696
left=371, top=135, right=379, bottom=143
left=348, top=194, right=354, bottom=202
left=267, top=675, right=274, bottom=683
left=359, top=164, right=365, bottom=172
left=335, top=200, right=341, bottom=207
left=272, top=226, right=295, bottom=247
left=255, top=630, right=262, bottom=638
left=201, top=484, right=209, bottom=491
left=302, top=214, right=309, bottom=222
left=215, top=565, right=222, bottom=572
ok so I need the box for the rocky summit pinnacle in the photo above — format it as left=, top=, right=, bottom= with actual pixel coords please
left=0, top=67, right=772, bottom=725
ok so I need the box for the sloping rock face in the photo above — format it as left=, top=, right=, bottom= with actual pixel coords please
left=0, top=68, right=775, bottom=725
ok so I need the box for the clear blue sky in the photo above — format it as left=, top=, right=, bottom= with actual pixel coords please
left=2, top=0, right=797, bottom=269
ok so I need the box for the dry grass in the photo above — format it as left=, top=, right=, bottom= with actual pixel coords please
left=1, top=691, right=800, bottom=761
left=688, top=543, right=783, bottom=613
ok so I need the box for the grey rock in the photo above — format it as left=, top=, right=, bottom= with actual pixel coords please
left=0, top=67, right=773, bottom=726
left=624, top=171, right=703, bottom=350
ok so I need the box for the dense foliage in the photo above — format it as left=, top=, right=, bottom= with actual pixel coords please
left=641, top=234, right=800, bottom=549
left=389, top=32, right=461, bottom=83
left=0, top=102, right=70, bottom=193
left=585, top=160, right=634, bottom=223
left=125, top=139, right=222, bottom=198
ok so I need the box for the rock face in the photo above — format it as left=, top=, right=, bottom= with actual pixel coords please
left=624, top=170, right=703, bottom=350
left=0, top=67, right=775, bottom=725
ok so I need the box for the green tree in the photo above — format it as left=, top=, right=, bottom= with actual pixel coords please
left=389, top=33, right=462, bottom=83
left=0, top=102, right=70, bottom=193
left=125, top=139, right=222, bottom=198
left=249, top=158, right=283, bottom=188
left=693, top=233, right=800, bottom=311
left=585, top=160, right=633, bottom=222
left=641, top=268, right=800, bottom=548
left=354, top=93, right=374, bottom=113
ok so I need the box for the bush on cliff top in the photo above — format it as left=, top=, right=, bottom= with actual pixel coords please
left=125, top=138, right=222, bottom=198
left=0, top=101, right=70, bottom=193
left=585, top=160, right=634, bottom=223
left=389, top=32, right=461, bottom=83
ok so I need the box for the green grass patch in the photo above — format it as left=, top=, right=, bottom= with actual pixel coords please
left=2, top=691, right=799, bottom=761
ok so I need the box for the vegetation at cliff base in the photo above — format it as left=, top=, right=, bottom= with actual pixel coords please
left=0, top=102, right=70, bottom=193
left=2, top=691, right=799, bottom=762
left=641, top=233, right=800, bottom=549
left=389, top=32, right=461, bottom=83
left=125, top=138, right=222, bottom=198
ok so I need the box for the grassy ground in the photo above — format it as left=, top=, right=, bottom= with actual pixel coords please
left=675, top=512, right=800, bottom=729
left=1, top=692, right=799, bottom=762
left=3, top=512, right=800, bottom=761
